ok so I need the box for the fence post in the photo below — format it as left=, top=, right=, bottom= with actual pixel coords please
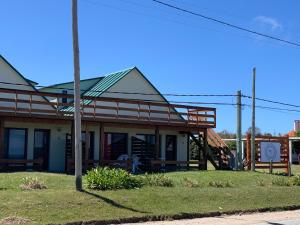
left=269, top=160, right=273, bottom=174
left=288, top=161, right=292, bottom=177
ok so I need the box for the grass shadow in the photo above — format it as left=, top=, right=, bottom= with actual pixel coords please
left=82, top=189, right=149, bottom=214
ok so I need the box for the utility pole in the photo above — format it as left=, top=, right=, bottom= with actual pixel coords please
left=251, top=68, right=256, bottom=171
left=236, top=90, right=242, bottom=170
left=72, top=0, right=82, bottom=191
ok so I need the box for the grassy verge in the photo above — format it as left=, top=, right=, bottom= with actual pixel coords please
left=0, top=166, right=299, bottom=225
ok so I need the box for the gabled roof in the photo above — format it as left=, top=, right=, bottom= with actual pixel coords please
left=83, top=67, right=134, bottom=98
left=39, top=77, right=103, bottom=92
left=62, top=67, right=134, bottom=112
left=0, top=55, right=37, bottom=90
left=0, top=55, right=54, bottom=108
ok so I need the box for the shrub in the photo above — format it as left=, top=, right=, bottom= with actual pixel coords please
left=181, top=177, right=200, bottom=188
left=272, top=177, right=292, bottom=186
left=141, top=173, right=174, bottom=187
left=85, top=167, right=143, bottom=190
left=208, top=180, right=233, bottom=188
left=291, top=175, right=300, bottom=186
left=20, top=177, right=47, bottom=190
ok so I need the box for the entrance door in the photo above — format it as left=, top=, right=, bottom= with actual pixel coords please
left=166, top=135, right=177, bottom=161
left=34, top=129, right=50, bottom=170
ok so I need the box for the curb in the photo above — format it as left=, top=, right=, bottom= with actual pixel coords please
left=51, top=205, right=300, bottom=225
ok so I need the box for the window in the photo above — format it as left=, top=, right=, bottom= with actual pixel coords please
left=5, top=128, right=27, bottom=159
left=62, top=90, right=68, bottom=104
left=104, top=133, right=127, bottom=160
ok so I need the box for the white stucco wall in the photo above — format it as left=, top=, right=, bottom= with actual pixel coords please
left=83, top=69, right=182, bottom=122
left=0, top=57, right=55, bottom=113
left=3, top=121, right=187, bottom=171
left=4, top=121, right=70, bottom=172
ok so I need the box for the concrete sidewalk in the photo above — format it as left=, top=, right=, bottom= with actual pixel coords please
left=120, top=210, right=300, bottom=225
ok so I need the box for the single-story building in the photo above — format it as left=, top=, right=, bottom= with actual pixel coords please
left=0, top=55, right=227, bottom=173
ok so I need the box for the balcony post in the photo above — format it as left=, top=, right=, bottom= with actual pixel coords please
left=203, top=129, right=208, bottom=170
left=85, top=124, right=90, bottom=170
left=155, top=126, right=160, bottom=159
left=99, top=123, right=105, bottom=166
left=0, top=118, right=4, bottom=159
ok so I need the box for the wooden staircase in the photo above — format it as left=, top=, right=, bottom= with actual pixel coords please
left=189, top=129, right=233, bottom=170
left=207, top=129, right=232, bottom=170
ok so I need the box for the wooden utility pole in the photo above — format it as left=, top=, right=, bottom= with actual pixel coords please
left=251, top=68, right=256, bottom=171
left=236, top=90, right=242, bottom=170
left=72, top=0, right=82, bottom=191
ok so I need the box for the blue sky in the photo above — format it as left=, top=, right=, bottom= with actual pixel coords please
left=1, top=0, right=299, bottom=134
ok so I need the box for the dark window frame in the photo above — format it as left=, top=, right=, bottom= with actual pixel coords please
left=4, top=128, right=28, bottom=159
left=104, top=132, right=128, bottom=160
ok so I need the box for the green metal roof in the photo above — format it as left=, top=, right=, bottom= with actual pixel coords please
left=62, top=67, right=134, bottom=112
left=83, top=67, right=134, bottom=98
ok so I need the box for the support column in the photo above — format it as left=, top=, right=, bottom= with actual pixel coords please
left=85, top=124, right=90, bottom=170
left=71, top=121, right=75, bottom=160
left=155, top=126, right=160, bottom=159
left=289, top=139, right=293, bottom=164
left=186, top=133, right=190, bottom=170
left=0, top=118, right=4, bottom=159
left=246, top=133, right=251, bottom=170
left=99, top=123, right=105, bottom=165
left=203, top=129, right=208, bottom=170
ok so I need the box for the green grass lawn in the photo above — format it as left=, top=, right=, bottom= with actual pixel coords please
left=0, top=167, right=300, bottom=225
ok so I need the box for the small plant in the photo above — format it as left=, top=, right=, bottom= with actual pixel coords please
left=85, top=167, right=143, bottom=190
left=208, top=180, right=233, bottom=188
left=20, top=177, right=47, bottom=190
left=272, top=177, right=292, bottom=186
left=291, top=175, right=300, bottom=186
left=256, top=179, right=266, bottom=186
left=181, top=177, right=200, bottom=188
left=141, top=173, right=174, bottom=187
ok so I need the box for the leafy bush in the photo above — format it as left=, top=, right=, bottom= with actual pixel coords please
left=272, top=177, right=292, bottom=186
left=181, top=177, right=200, bottom=188
left=141, top=173, right=174, bottom=187
left=291, top=175, right=300, bottom=186
left=208, top=180, right=233, bottom=188
left=20, top=177, right=47, bottom=190
left=85, top=167, right=143, bottom=190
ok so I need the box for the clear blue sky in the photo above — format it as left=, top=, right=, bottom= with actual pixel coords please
left=1, top=0, right=299, bottom=134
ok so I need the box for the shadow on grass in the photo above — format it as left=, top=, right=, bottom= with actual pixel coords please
left=82, top=190, right=149, bottom=214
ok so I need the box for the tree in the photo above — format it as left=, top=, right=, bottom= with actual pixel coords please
left=217, top=130, right=236, bottom=139
left=246, top=127, right=262, bottom=136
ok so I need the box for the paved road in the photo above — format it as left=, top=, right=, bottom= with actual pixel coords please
left=120, top=210, right=300, bottom=225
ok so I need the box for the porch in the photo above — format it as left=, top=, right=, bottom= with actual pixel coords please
left=0, top=87, right=216, bottom=172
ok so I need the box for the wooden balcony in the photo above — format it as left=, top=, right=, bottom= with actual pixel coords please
left=0, top=88, right=216, bottom=129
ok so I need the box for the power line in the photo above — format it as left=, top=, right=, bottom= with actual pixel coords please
left=0, top=80, right=237, bottom=97
left=242, top=94, right=300, bottom=108
left=2, top=80, right=300, bottom=113
left=152, top=0, right=300, bottom=48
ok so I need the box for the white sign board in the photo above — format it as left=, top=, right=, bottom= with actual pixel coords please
left=260, top=142, right=281, bottom=163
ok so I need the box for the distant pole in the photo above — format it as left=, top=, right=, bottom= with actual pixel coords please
left=236, top=90, right=242, bottom=170
left=72, top=0, right=82, bottom=191
left=251, top=68, right=256, bottom=171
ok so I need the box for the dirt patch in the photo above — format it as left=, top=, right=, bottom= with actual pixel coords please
left=0, top=217, right=31, bottom=225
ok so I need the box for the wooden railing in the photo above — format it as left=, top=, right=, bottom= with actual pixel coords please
left=0, top=87, right=216, bottom=128
left=0, top=158, right=44, bottom=171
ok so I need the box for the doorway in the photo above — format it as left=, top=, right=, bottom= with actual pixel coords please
left=34, top=129, right=50, bottom=170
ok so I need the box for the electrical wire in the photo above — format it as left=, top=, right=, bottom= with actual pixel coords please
left=152, top=0, right=300, bottom=48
